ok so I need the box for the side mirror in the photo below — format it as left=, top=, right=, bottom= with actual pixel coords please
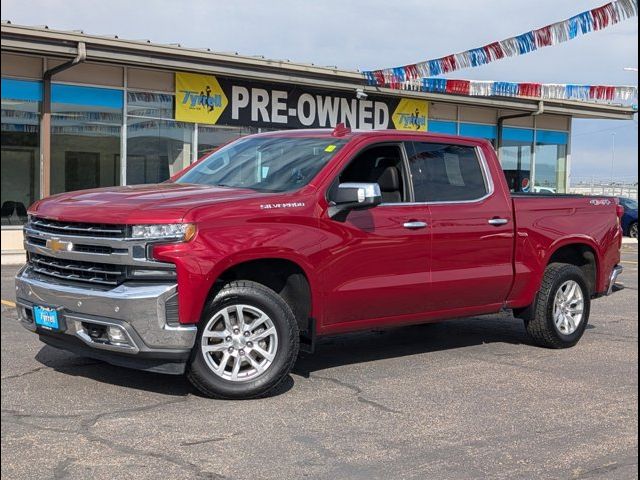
left=329, top=182, right=382, bottom=218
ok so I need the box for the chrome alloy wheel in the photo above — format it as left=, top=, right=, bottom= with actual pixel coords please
left=631, top=223, right=638, bottom=239
left=553, top=280, right=585, bottom=335
left=201, top=304, right=278, bottom=382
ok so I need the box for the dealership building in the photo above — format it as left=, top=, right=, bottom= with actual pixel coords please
left=1, top=22, right=636, bottom=262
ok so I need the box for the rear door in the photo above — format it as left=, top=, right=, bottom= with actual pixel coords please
left=405, top=141, right=514, bottom=312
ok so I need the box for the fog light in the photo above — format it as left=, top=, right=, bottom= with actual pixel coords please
left=107, top=326, right=129, bottom=345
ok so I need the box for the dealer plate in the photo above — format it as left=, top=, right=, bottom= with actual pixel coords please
left=33, top=305, right=60, bottom=331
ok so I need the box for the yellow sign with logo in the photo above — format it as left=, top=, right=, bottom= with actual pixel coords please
left=175, top=72, right=228, bottom=124
left=392, top=98, right=428, bottom=131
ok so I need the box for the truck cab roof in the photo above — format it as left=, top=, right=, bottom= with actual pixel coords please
left=254, top=127, right=495, bottom=147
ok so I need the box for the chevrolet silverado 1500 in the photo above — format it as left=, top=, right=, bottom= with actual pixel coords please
left=16, top=126, right=624, bottom=399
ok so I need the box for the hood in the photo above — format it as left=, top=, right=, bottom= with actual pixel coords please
left=30, top=183, right=272, bottom=224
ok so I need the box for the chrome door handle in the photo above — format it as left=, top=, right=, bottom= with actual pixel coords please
left=403, top=221, right=428, bottom=229
left=488, top=218, right=509, bottom=226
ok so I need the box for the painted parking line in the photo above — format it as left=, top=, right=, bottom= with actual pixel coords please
left=621, top=261, right=638, bottom=265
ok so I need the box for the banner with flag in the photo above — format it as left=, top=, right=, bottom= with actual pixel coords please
left=363, top=0, right=638, bottom=89
left=388, top=77, right=637, bottom=103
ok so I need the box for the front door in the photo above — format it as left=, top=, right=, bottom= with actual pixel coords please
left=318, top=143, right=431, bottom=327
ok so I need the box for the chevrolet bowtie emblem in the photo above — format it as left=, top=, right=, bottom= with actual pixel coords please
left=46, top=238, right=73, bottom=252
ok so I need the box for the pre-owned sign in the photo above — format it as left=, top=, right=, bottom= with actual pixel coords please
left=175, top=72, right=428, bottom=131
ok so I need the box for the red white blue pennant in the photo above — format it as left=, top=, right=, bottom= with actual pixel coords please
left=363, top=0, right=638, bottom=88
left=395, top=78, right=637, bottom=103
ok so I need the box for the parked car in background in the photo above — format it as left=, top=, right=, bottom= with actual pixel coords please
left=618, top=197, right=638, bottom=238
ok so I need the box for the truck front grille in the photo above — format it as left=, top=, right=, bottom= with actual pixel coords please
left=29, top=217, right=127, bottom=238
left=29, top=253, right=126, bottom=286
left=24, top=234, right=119, bottom=255
left=24, top=216, right=174, bottom=288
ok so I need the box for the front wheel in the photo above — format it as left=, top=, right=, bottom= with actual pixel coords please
left=187, top=280, right=299, bottom=399
left=630, top=222, right=638, bottom=239
left=522, top=263, right=591, bottom=349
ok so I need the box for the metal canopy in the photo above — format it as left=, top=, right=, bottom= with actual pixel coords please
left=1, top=22, right=636, bottom=121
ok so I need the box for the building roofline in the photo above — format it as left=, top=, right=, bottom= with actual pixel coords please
left=1, top=22, right=637, bottom=121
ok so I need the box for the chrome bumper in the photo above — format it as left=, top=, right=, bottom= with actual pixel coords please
left=606, top=265, right=624, bottom=296
left=15, top=266, right=197, bottom=357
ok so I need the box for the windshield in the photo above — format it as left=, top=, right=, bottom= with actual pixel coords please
left=620, top=198, right=638, bottom=210
left=175, top=136, right=348, bottom=192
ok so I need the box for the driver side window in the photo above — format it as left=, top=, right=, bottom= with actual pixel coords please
left=336, top=144, right=406, bottom=203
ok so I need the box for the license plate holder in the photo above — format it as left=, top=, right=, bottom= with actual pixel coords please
left=33, top=305, right=64, bottom=332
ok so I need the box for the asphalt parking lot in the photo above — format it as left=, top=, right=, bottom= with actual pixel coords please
left=1, top=244, right=638, bottom=480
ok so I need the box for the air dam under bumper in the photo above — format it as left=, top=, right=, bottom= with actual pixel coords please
left=15, top=266, right=197, bottom=374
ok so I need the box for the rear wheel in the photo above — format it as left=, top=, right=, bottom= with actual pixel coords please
left=521, top=263, right=591, bottom=349
left=187, top=280, right=299, bottom=399
left=630, top=222, right=638, bottom=239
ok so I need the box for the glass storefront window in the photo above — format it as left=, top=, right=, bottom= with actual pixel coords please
left=499, top=128, right=533, bottom=193
left=126, top=118, right=193, bottom=184
left=535, top=130, right=568, bottom=193
left=50, top=84, right=123, bottom=195
left=126, top=91, right=193, bottom=184
left=127, top=91, right=173, bottom=119
left=501, top=141, right=532, bottom=192
left=1, top=79, right=41, bottom=225
left=197, top=125, right=256, bottom=159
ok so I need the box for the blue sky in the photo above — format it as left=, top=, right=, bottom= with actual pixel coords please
left=2, top=0, right=637, bottom=181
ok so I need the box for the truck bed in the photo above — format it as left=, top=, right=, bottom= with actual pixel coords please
left=507, top=193, right=622, bottom=306
left=512, top=192, right=590, bottom=199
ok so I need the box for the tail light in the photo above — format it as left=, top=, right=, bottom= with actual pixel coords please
left=616, top=203, right=624, bottom=231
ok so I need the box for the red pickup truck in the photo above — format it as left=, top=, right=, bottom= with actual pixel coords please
left=16, top=127, right=624, bottom=399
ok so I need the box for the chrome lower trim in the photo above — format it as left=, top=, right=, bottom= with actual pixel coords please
left=15, top=266, right=197, bottom=353
left=65, top=314, right=141, bottom=354
left=606, top=265, right=624, bottom=296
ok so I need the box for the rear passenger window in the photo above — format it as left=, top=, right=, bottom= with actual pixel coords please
left=407, top=142, right=488, bottom=202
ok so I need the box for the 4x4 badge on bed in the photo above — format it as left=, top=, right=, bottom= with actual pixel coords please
left=590, top=199, right=612, bottom=206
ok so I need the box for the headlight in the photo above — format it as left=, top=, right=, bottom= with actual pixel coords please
left=131, top=223, right=197, bottom=241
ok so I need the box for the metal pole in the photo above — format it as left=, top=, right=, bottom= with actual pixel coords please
left=192, top=123, right=199, bottom=164
left=610, top=132, right=616, bottom=187
left=121, top=66, right=128, bottom=186
left=40, top=42, right=86, bottom=197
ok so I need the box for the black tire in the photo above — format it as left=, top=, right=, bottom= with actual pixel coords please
left=629, top=222, right=638, bottom=239
left=187, top=280, right=299, bottom=399
left=521, top=263, right=591, bottom=349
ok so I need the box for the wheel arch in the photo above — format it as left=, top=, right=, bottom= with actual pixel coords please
left=206, top=256, right=315, bottom=334
left=545, top=240, right=600, bottom=296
